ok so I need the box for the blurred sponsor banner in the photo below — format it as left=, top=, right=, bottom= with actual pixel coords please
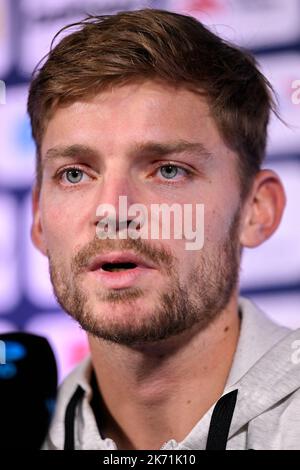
left=0, top=86, right=36, bottom=188
left=0, top=195, right=19, bottom=313
left=23, top=193, right=58, bottom=308
left=257, top=53, right=300, bottom=156
left=0, top=319, right=17, bottom=333
left=249, top=293, right=300, bottom=330
left=0, top=0, right=11, bottom=77
left=167, top=0, right=300, bottom=48
left=25, top=312, right=89, bottom=382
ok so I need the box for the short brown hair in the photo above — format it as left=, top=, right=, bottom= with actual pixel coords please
left=27, top=8, right=277, bottom=197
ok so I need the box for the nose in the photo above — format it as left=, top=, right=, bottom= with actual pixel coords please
left=92, top=170, right=141, bottom=234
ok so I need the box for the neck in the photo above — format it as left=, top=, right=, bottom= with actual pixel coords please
left=88, top=294, right=241, bottom=450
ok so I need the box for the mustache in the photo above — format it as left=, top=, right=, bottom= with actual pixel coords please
left=70, top=235, right=176, bottom=273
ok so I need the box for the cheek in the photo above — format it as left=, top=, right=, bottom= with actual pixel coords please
left=204, top=209, right=223, bottom=244
left=41, top=210, right=68, bottom=256
left=204, top=204, right=240, bottom=250
left=39, top=195, right=79, bottom=257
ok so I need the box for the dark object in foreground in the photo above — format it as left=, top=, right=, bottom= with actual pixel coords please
left=0, top=332, right=57, bottom=449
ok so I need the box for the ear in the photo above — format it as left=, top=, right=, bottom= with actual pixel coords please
left=239, top=169, right=286, bottom=248
left=31, top=185, right=47, bottom=256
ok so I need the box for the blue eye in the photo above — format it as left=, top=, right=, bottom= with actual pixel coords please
left=65, top=168, right=84, bottom=184
left=55, top=166, right=91, bottom=186
left=160, top=165, right=179, bottom=179
left=158, top=164, right=191, bottom=181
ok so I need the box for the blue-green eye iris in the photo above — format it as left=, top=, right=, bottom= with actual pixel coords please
left=160, top=165, right=178, bottom=179
left=66, top=168, right=83, bottom=184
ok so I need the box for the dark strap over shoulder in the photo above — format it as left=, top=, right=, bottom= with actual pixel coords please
left=64, top=385, right=85, bottom=450
left=205, top=389, right=238, bottom=450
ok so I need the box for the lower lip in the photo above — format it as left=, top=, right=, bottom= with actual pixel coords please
left=89, top=266, right=156, bottom=289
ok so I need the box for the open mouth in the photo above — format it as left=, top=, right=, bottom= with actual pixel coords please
left=90, top=255, right=155, bottom=288
left=101, top=262, right=138, bottom=272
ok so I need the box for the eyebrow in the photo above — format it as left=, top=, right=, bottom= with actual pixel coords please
left=43, top=140, right=214, bottom=164
left=43, top=144, right=96, bottom=162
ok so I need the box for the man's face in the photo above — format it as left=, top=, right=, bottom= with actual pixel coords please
left=33, top=80, right=242, bottom=345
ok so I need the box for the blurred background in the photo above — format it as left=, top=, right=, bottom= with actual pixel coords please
left=0, top=0, right=299, bottom=382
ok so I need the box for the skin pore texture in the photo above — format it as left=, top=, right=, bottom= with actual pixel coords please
left=31, top=80, right=285, bottom=449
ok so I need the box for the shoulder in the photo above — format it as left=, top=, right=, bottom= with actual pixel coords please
left=248, top=387, right=300, bottom=450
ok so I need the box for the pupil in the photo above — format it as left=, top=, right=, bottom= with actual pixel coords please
left=162, top=165, right=177, bottom=179
left=67, top=169, right=82, bottom=183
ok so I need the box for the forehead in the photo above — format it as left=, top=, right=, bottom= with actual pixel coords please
left=40, top=80, right=231, bottom=163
